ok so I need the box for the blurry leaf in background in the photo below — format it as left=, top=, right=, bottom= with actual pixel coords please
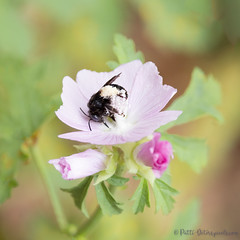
left=159, top=67, right=223, bottom=131
left=217, top=0, right=240, bottom=43
left=0, top=0, right=34, bottom=58
left=35, top=0, right=128, bottom=70
left=153, top=178, right=178, bottom=215
left=107, top=34, right=145, bottom=69
left=162, top=133, right=208, bottom=173
left=130, top=178, right=150, bottom=214
left=0, top=57, right=61, bottom=205
left=163, top=199, right=200, bottom=240
left=95, top=181, right=122, bottom=216
left=133, top=0, right=223, bottom=54
left=33, top=0, right=126, bottom=27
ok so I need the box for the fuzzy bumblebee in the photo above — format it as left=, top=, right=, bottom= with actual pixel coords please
left=80, top=73, right=128, bottom=130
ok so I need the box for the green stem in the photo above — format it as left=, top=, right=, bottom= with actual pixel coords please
left=74, top=206, right=102, bottom=237
left=30, top=143, right=68, bottom=232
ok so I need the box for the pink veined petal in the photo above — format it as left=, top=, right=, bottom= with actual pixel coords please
left=58, top=110, right=182, bottom=145
left=56, top=76, right=103, bottom=131
left=128, top=61, right=162, bottom=108
left=76, top=60, right=143, bottom=100
left=58, top=131, right=127, bottom=145
left=136, top=140, right=155, bottom=166
left=123, top=110, right=182, bottom=143
left=136, top=132, right=173, bottom=179
left=56, top=76, right=89, bottom=131
left=56, top=106, right=86, bottom=131
left=48, top=149, right=106, bottom=180
left=128, top=62, right=177, bottom=120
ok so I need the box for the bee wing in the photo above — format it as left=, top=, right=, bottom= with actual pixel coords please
left=103, top=73, right=121, bottom=87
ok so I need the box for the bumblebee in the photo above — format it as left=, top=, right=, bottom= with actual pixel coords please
left=80, top=73, right=128, bottom=131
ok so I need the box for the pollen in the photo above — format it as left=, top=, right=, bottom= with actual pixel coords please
left=100, top=86, right=119, bottom=97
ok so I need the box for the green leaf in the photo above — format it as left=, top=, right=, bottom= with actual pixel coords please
left=163, top=199, right=200, bottom=240
left=107, top=175, right=129, bottom=186
left=153, top=178, right=178, bottom=215
left=217, top=0, right=240, bottom=43
left=130, top=178, right=150, bottom=214
left=0, top=176, right=18, bottom=204
left=0, top=138, right=21, bottom=204
left=81, top=201, right=89, bottom=219
left=162, top=133, right=208, bottom=173
left=158, top=67, right=223, bottom=131
left=61, top=176, right=93, bottom=218
left=0, top=57, right=62, bottom=205
left=95, top=181, right=122, bottom=216
left=107, top=34, right=145, bottom=69
left=133, top=0, right=223, bottom=54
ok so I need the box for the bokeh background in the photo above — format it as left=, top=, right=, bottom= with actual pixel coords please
left=0, top=0, right=240, bottom=239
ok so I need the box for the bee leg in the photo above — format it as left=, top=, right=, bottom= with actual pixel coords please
left=110, top=114, right=116, bottom=121
left=88, top=119, right=92, bottom=131
left=103, top=121, right=110, bottom=129
left=80, top=107, right=90, bottom=117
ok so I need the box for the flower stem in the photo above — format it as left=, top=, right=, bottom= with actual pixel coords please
left=74, top=206, right=102, bottom=237
left=29, top=143, right=68, bottom=232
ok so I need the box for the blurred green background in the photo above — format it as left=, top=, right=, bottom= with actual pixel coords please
left=0, top=0, right=240, bottom=239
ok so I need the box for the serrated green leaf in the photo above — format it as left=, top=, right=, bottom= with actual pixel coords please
left=106, top=60, right=119, bottom=70
left=61, top=176, right=93, bottom=218
left=132, top=176, right=140, bottom=180
left=160, top=168, right=172, bottom=185
left=153, top=178, right=178, bottom=215
left=95, top=181, right=122, bottom=216
left=107, top=175, right=129, bottom=186
left=164, top=199, right=200, bottom=240
left=131, top=178, right=150, bottom=214
left=162, top=133, right=208, bottom=173
left=158, top=67, right=223, bottom=131
left=81, top=201, right=89, bottom=219
left=107, top=34, right=145, bottom=69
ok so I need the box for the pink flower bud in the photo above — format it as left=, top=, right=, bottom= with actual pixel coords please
left=49, top=149, right=106, bottom=180
left=137, top=133, right=173, bottom=178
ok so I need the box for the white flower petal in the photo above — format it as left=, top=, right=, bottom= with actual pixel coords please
left=128, top=62, right=177, bottom=120
left=76, top=60, right=142, bottom=100
left=48, top=149, right=106, bottom=180
left=56, top=60, right=182, bottom=145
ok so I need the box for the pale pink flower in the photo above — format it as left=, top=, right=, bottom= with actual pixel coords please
left=56, top=60, right=182, bottom=145
left=136, top=133, right=173, bottom=178
left=48, top=149, right=106, bottom=180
